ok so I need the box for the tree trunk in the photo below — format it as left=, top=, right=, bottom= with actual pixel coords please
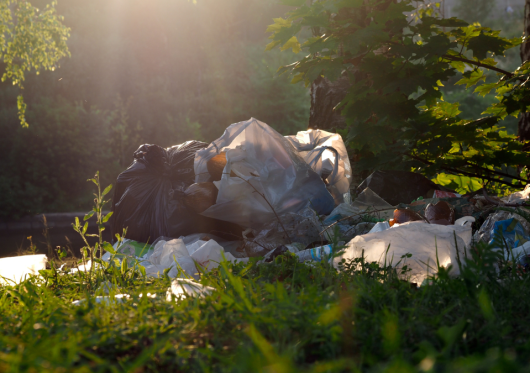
left=308, top=74, right=350, bottom=131
left=519, top=0, right=530, bottom=145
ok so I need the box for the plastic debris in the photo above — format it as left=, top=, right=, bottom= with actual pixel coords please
left=194, top=118, right=335, bottom=229
left=166, top=278, right=215, bottom=300
left=72, top=294, right=131, bottom=306
left=244, top=207, right=323, bottom=257
left=111, top=141, right=242, bottom=244
left=473, top=210, right=530, bottom=245
left=0, top=254, right=47, bottom=285
left=296, top=244, right=334, bottom=262
left=369, top=221, right=391, bottom=234
left=502, top=184, right=530, bottom=205
left=285, top=129, right=352, bottom=204
left=455, top=216, right=475, bottom=227
left=333, top=221, right=472, bottom=284
left=488, top=218, right=530, bottom=251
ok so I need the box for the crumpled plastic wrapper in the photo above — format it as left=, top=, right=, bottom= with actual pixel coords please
left=473, top=210, right=530, bottom=245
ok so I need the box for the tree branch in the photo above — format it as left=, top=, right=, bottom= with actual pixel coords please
left=442, top=54, right=514, bottom=77
left=404, top=152, right=522, bottom=188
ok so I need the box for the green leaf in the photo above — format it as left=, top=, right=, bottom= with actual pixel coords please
left=290, top=72, right=305, bottom=84
left=101, top=184, right=113, bottom=197
left=84, top=211, right=95, bottom=221
left=474, top=82, right=497, bottom=97
left=467, top=32, right=512, bottom=60
left=121, top=257, right=128, bottom=274
left=102, top=211, right=113, bottom=223
left=102, top=242, right=116, bottom=254
left=431, top=101, right=461, bottom=119
left=280, top=36, right=301, bottom=54
left=455, top=69, right=486, bottom=89
left=82, top=222, right=88, bottom=235
left=450, top=60, right=465, bottom=73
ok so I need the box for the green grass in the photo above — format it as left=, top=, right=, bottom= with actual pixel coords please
left=1, top=240, right=530, bottom=373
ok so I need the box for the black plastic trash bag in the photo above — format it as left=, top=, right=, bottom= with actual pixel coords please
left=356, top=170, right=455, bottom=206
left=111, top=141, right=241, bottom=243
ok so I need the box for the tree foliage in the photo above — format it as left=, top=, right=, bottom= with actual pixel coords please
left=268, top=0, right=530, bottom=191
left=0, top=0, right=70, bottom=127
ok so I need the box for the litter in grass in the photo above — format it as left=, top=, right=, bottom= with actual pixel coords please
left=166, top=278, right=215, bottom=300
left=0, top=254, right=47, bottom=285
left=99, top=119, right=530, bottom=283
left=6, top=119, right=530, bottom=287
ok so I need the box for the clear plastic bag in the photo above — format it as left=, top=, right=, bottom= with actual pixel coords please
left=194, top=118, right=334, bottom=229
left=285, top=129, right=352, bottom=204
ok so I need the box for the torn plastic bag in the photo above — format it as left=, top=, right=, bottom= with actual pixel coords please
left=111, top=141, right=243, bottom=243
left=142, top=236, right=243, bottom=279
left=194, top=118, right=334, bottom=229
left=285, top=129, right=352, bottom=204
left=502, top=184, right=530, bottom=204
left=322, top=188, right=393, bottom=227
left=357, top=170, right=455, bottom=205
left=243, top=208, right=323, bottom=257
left=333, top=221, right=471, bottom=284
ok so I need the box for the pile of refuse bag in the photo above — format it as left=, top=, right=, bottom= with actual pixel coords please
left=100, top=117, right=530, bottom=286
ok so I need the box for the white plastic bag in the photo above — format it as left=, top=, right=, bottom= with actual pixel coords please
left=166, top=278, right=215, bottom=300
left=333, top=221, right=471, bottom=284
left=143, top=236, right=242, bottom=279
left=285, top=129, right=352, bottom=204
left=194, top=118, right=334, bottom=228
left=0, top=254, right=47, bottom=285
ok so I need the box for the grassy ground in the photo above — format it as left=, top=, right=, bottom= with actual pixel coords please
left=1, top=239, right=530, bottom=373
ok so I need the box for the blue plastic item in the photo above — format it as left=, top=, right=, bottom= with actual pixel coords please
left=488, top=218, right=530, bottom=249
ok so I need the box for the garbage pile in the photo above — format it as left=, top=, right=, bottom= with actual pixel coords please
left=3, top=118, right=530, bottom=287
left=102, top=117, right=530, bottom=285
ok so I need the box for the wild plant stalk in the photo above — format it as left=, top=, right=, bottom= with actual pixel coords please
left=72, top=171, right=113, bottom=278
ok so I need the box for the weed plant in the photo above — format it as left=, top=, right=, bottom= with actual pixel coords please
left=2, top=239, right=530, bottom=372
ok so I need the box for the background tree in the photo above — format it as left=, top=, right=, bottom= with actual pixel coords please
left=268, top=0, right=530, bottom=193
left=0, top=0, right=70, bottom=126
left=520, top=0, right=530, bottom=145
left=0, top=0, right=312, bottom=218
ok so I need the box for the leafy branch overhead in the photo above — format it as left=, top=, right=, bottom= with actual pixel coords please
left=267, top=0, right=530, bottom=191
left=0, top=0, right=70, bottom=127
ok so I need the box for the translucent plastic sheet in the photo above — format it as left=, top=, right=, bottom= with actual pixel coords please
left=285, top=129, right=352, bottom=204
left=333, top=221, right=472, bottom=284
left=194, top=118, right=334, bottom=229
